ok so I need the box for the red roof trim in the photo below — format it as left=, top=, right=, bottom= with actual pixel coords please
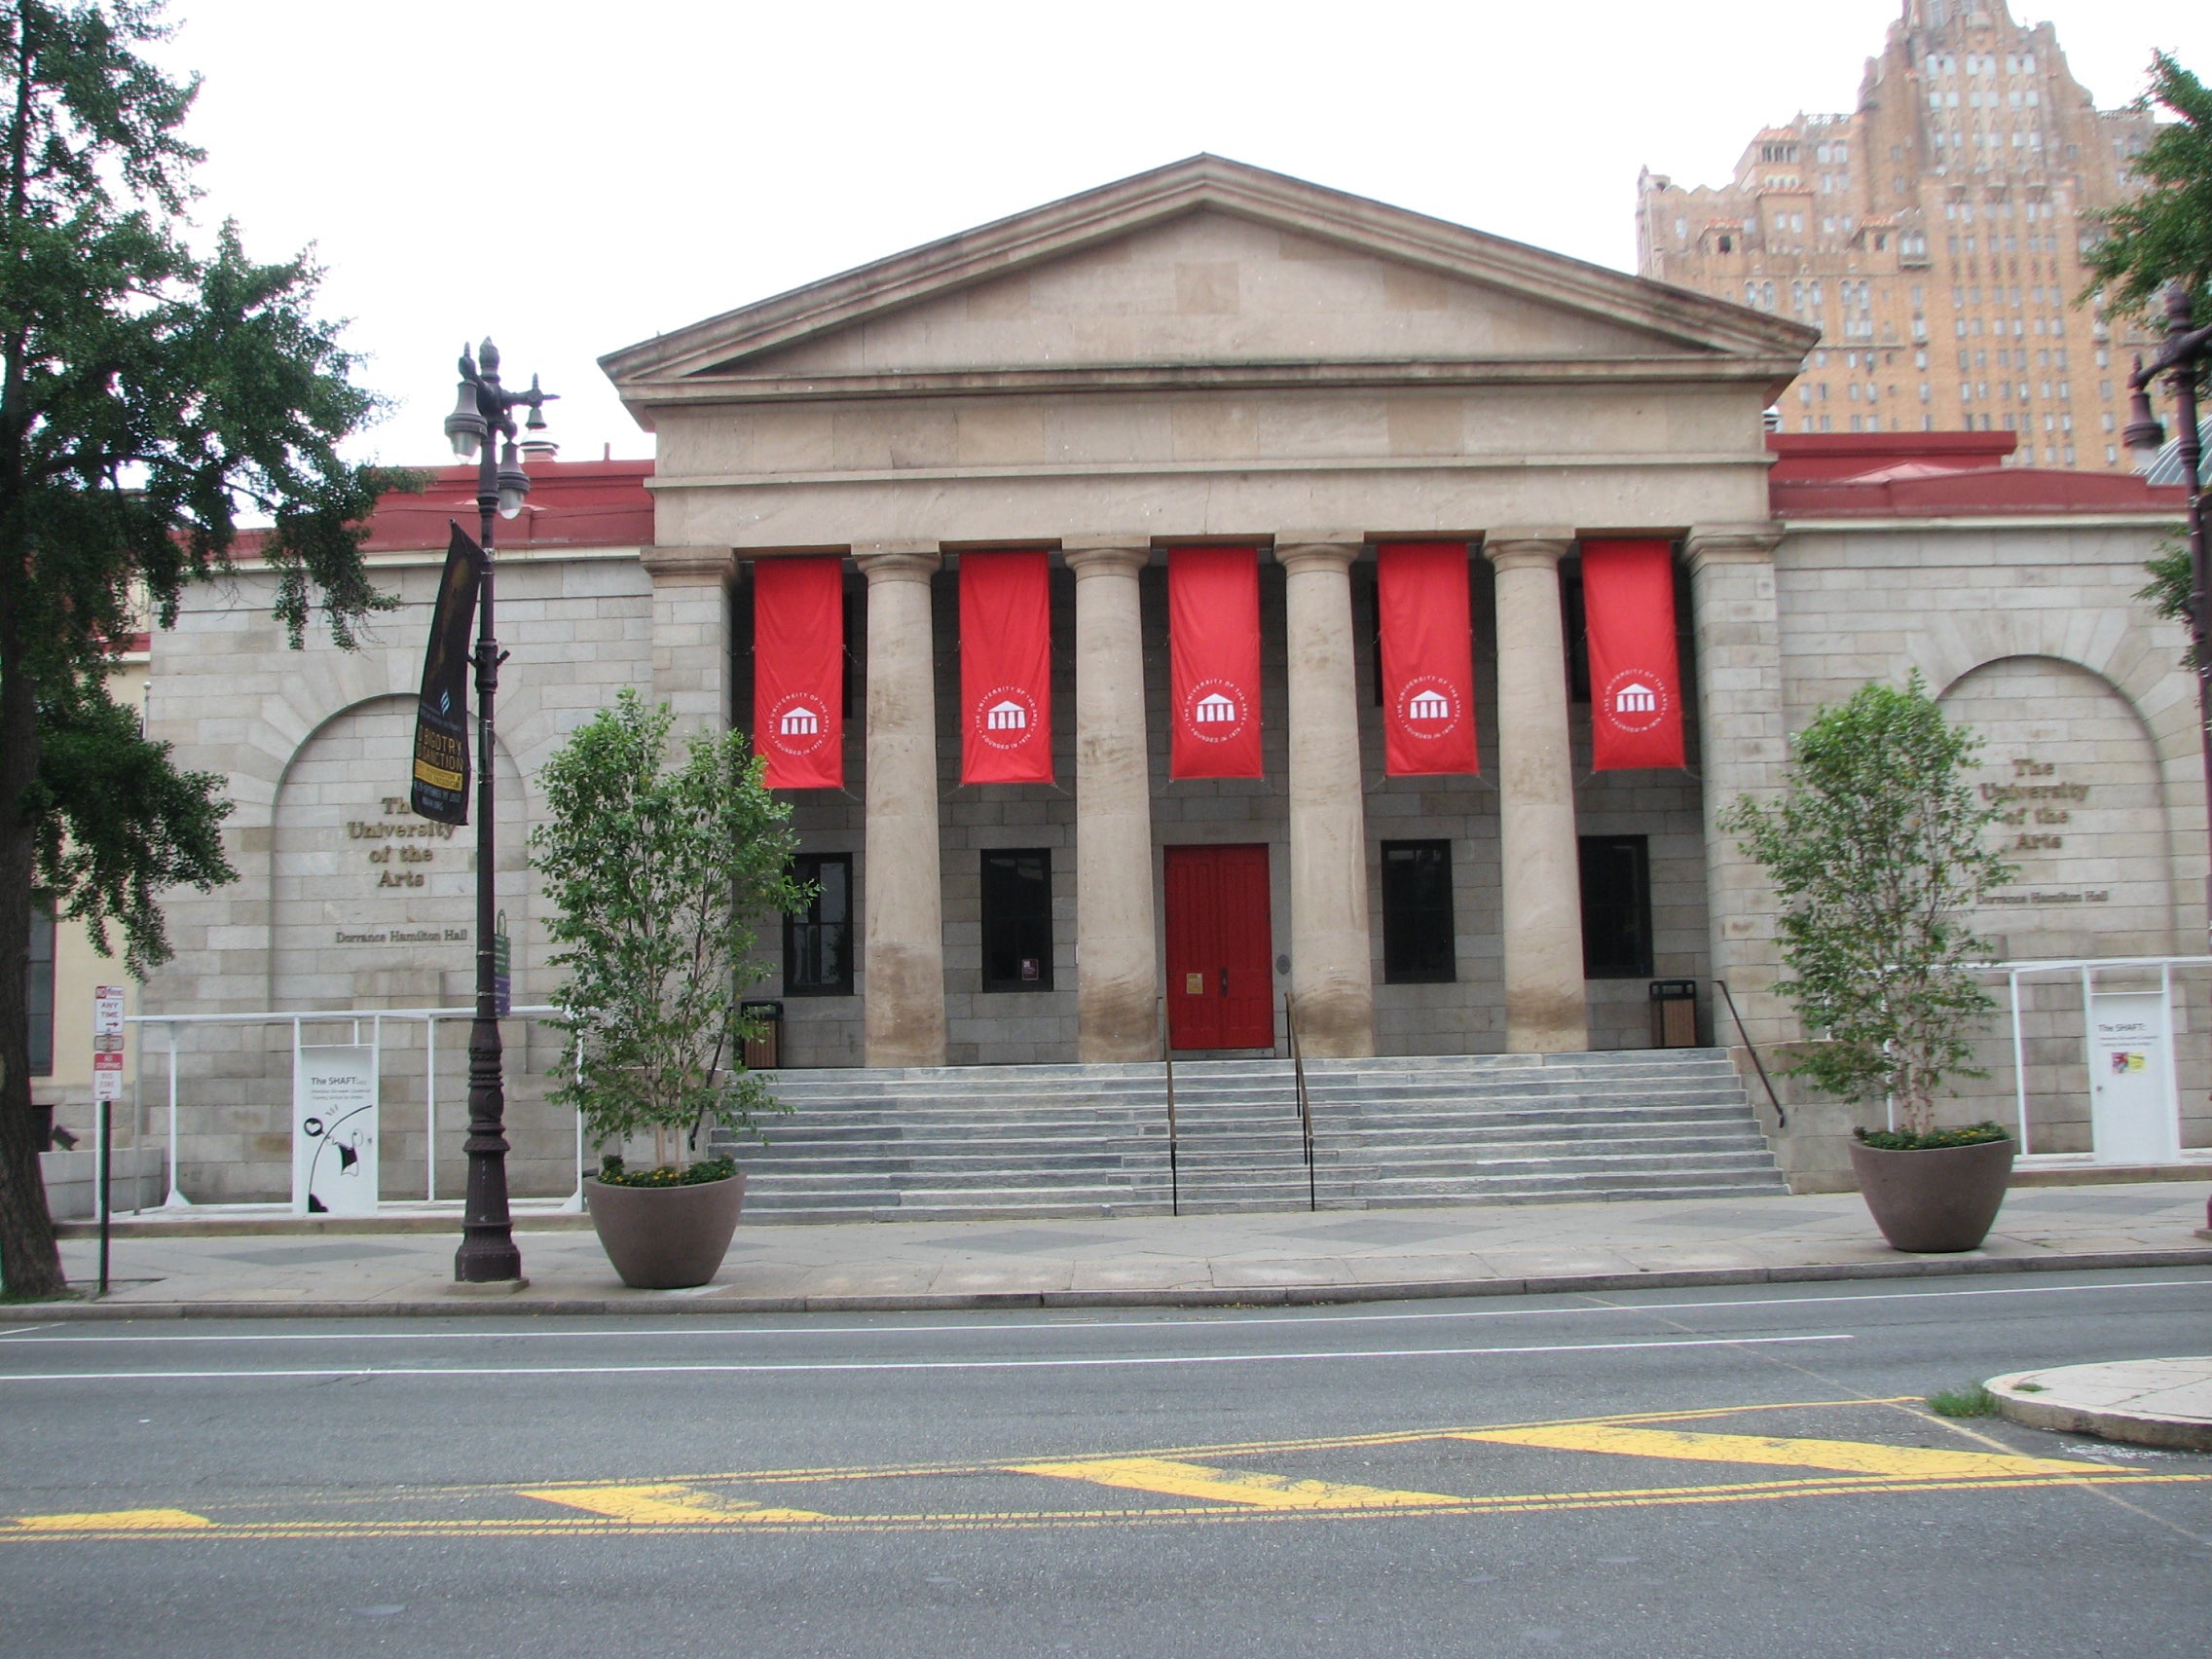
left=1768, top=434, right=2186, bottom=518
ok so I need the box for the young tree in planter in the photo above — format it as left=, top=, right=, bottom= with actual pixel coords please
left=0, top=3, right=398, bottom=1299
left=1720, top=676, right=2015, bottom=1137
left=531, top=690, right=809, bottom=1170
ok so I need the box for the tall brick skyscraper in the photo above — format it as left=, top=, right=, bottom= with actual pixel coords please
left=1638, top=1, right=2157, bottom=469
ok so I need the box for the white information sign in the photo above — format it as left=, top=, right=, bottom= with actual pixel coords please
left=292, top=1044, right=380, bottom=1215
left=91, top=983, right=127, bottom=1103
left=2086, top=990, right=2178, bottom=1165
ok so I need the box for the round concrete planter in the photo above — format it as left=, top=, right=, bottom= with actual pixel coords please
left=1846, top=1135, right=2013, bottom=1253
left=583, top=1171, right=747, bottom=1289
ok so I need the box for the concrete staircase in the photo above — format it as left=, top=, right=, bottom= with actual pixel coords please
left=715, top=1049, right=1785, bottom=1223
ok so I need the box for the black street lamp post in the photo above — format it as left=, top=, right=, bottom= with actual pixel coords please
left=442, top=339, right=555, bottom=1283
left=2124, top=283, right=2212, bottom=935
left=2123, top=284, right=2212, bottom=1235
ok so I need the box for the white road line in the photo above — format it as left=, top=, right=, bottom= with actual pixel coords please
left=0, top=1274, right=2203, bottom=1346
left=0, top=1332, right=1851, bottom=1382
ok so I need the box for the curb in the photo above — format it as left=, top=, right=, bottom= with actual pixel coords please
left=8, top=1244, right=2210, bottom=1322
left=1987, top=1364, right=2212, bottom=1454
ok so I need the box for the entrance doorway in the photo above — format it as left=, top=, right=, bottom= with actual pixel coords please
left=1163, top=843, right=1274, bottom=1051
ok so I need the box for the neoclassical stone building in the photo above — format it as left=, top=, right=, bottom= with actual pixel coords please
left=135, top=157, right=2195, bottom=1199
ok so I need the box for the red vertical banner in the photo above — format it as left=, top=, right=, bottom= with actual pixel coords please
left=753, top=555, right=845, bottom=790
left=1378, top=541, right=1479, bottom=777
left=1581, top=537, right=1686, bottom=771
left=959, top=550, right=1053, bottom=785
left=1168, top=546, right=1263, bottom=780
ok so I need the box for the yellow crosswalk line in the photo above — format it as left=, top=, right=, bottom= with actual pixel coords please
left=11, top=1508, right=213, bottom=1531
left=1011, top=1456, right=1462, bottom=1509
left=1452, top=1423, right=2101, bottom=1481
left=518, top=1484, right=826, bottom=1524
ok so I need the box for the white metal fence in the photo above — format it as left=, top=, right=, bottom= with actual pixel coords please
left=124, top=1006, right=584, bottom=1212
left=1975, top=957, right=2212, bottom=1164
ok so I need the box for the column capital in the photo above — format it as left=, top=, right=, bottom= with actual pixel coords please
left=1482, top=527, right=1575, bottom=571
left=640, top=545, right=737, bottom=586
left=1684, top=522, right=1785, bottom=572
left=854, top=543, right=941, bottom=584
left=1272, top=533, right=1364, bottom=575
left=1064, top=540, right=1150, bottom=579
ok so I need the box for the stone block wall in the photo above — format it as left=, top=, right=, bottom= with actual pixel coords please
left=1756, top=512, right=2205, bottom=1170
left=140, top=545, right=653, bottom=1201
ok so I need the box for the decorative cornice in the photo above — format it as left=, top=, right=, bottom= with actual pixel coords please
left=618, top=354, right=1808, bottom=413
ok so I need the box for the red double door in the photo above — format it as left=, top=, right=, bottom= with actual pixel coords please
left=1163, top=844, right=1275, bottom=1051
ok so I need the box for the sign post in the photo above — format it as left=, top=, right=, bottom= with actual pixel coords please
left=92, top=984, right=125, bottom=1296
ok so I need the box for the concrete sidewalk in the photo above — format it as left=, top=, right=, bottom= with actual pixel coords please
left=1989, top=1357, right=2212, bottom=1452
left=10, top=1181, right=2209, bottom=1319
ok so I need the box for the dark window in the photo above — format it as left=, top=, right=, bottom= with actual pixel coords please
left=784, top=854, right=853, bottom=996
left=980, top=849, right=1053, bottom=992
left=26, top=902, right=54, bottom=1076
left=1381, top=841, right=1456, bottom=983
left=1580, top=836, right=1653, bottom=978
left=1562, top=565, right=1590, bottom=703
left=1359, top=566, right=1382, bottom=706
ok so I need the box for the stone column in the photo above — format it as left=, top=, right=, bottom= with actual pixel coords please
left=640, top=545, right=737, bottom=735
left=1066, top=540, right=1159, bottom=1061
left=1483, top=529, right=1587, bottom=1052
left=1685, top=523, right=1791, bottom=1053
left=855, top=545, right=946, bottom=1068
left=1277, top=535, right=1376, bottom=1058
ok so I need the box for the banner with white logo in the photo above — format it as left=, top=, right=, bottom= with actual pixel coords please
left=959, top=550, right=1053, bottom=785
left=1168, top=546, right=1263, bottom=779
left=1582, top=538, right=1685, bottom=772
left=753, top=556, right=845, bottom=790
left=1378, top=541, right=1479, bottom=777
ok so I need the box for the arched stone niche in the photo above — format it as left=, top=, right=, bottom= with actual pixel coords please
left=268, top=694, right=529, bottom=1008
left=1936, top=655, right=2174, bottom=959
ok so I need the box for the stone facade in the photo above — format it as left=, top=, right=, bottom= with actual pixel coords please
left=126, top=157, right=2198, bottom=1204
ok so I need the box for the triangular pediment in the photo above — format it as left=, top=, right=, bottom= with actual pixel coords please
left=602, top=156, right=1814, bottom=412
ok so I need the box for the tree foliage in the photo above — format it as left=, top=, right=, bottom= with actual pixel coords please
left=2135, top=536, right=2195, bottom=671
left=0, top=2, right=397, bottom=1299
left=2084, top=52, right=2212, bottom=327
left=1719, top=677, right=2015, bottom=1135
left=531, top=692, right=809, bottom=1165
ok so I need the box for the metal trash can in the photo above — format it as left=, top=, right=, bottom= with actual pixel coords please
left=740, top=1000, right=785, bottom=1070
left=1649, top=979, right=1699, bottom=1049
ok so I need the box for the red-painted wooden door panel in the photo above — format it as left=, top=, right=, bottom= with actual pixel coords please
left=1163, top=844, right=1274, bottom=1051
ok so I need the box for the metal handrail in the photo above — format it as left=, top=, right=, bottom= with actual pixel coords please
left=1157, top=996, right=1179, bottom=1217
left=1283, top=993, right=1317, bottom=1212
left=1713, top=979, right=1786, bottom=1129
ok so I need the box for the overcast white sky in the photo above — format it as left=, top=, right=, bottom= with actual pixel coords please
left=147, top=1, right=2211, bottom=466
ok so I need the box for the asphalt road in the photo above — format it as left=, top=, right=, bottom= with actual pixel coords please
left=3, top=1268, right=2208, bottom=1658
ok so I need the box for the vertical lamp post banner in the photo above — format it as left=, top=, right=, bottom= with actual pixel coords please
left=1168, top=545, right=1264, bottom=780
left=1581, top=538, right=1686, bottom=772
left=410, top=525, right=486, bottom=825
left=754, top=555, right=846, bottom=790
left=1378, top=541, right=1480, bottom=777
left=959, top=550, right=1054, bottom=785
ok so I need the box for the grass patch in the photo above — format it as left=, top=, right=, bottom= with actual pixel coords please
left=1928, top=1382, right=2001, bottom=1418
